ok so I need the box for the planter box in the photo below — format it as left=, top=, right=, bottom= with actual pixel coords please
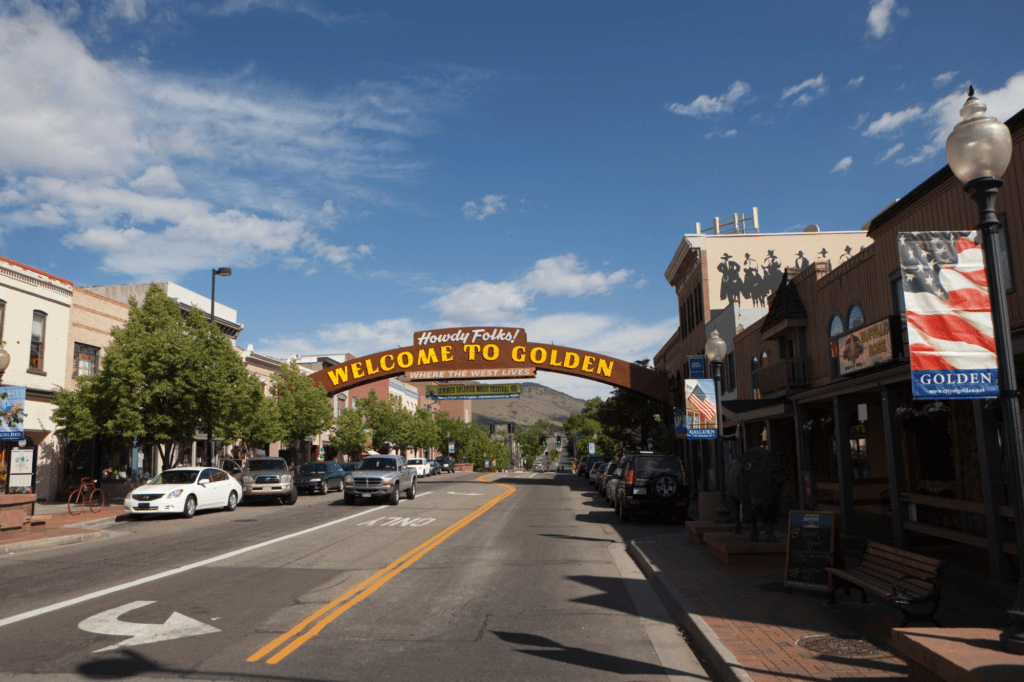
left=0, top=493, right=37, bottom=533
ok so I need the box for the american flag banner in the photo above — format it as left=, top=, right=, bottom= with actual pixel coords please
left=685, top=379, right=718, bottom=439
left=898, top=231, right=998, bottom=399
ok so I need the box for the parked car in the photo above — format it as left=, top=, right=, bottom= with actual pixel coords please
left=428, top=460, right=440, bottom=476
left=295, top=461, right=345, bottom=495
left=436, top=455, right=454, bottom=473
left=339, top=461, right=360, bottom=473
left=595, top=461, right=617, bottom=496
left=616, top=452, right=688, bottom=523
left=604, top=465, right=623, bottom=505
left=124, top=467, right=242, bottom=518
left=407, top=458, right=431, bottom=477
left=588, top=458, right=604, bottom=485
left=241, top=456, right=297, bottom=505
left=576, top=456, right=590, bottom=476
left=343, top=455, right=416, bottom=505
left=218, top=458, right=244, bottom=484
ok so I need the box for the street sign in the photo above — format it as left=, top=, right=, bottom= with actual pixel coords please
left=79, top=601, right=220, bottom=653
left=687, top=356, right=706, bottom=379
left=588, top=442, right=596, bottom=455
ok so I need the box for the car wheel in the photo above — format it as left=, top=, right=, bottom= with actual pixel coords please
left=285, top=487, right=299, bottom=506
left=182, top=495, right=197, bottom=519
left=225, top=491, right=238, bottom=511
left=389, top=483, right=400, bottom=506
left=406, top=479, right=416, bottom=500
left=651, top=474, right=679, bottom=499
left=320, top=481, right=328, bottom=495
left=344, top=492, right=355, bottom=505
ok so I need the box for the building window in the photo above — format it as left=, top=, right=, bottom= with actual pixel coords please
left=828, top=313, right=844, bottom=378
left=725, top=352, right=736, bottom=391
left=73, top=343, right=101, bottom=378
left=889, top=270, right=905, bottom=317
left=847, top=303, right=865, bottom=330
left=750, top=355, right=760, bottom=393
left=29, top=311, right=46, bottom=370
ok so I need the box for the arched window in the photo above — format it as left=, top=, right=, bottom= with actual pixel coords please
left=847, top=303, right=865, bottom=330
left=751, top=355, right=760, bottom=391
left=829, top=314, right=844, bottom=338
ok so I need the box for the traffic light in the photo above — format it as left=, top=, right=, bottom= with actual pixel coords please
left=556, top=436, right=562, bottom=446
left=508, top=423, right=516, bottom=434
left=541, top=436, right=547, bottom=446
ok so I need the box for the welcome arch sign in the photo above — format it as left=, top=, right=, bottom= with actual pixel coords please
left=307, top=327, right=671, bottom=403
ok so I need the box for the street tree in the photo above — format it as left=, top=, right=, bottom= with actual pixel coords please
left=330, top=407, right=369, bottom=459
left=355, top=390, right=403, bottom=453
left=53, top=284, right=253, bottom=470
left=272, top=359, right=334, bottom=458
left=221, top=373, right=285, bottom=458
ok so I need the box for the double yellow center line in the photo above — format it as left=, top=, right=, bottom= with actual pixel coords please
left=248, top=474, right=515, bottom=665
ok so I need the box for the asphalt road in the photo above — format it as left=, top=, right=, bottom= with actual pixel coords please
left=0, top=470, right=708, bottom=681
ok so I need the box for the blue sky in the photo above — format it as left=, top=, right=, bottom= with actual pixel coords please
left=2, top=0, right=1024, bottom=400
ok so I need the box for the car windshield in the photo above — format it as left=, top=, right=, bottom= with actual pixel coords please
left=409, top=459, right=424, bottom=465
left=635, top=457, right=681, bottom=478
left=359, top=457, right=398, bottom=471
left=149, top=470, right=198, bottom=485
left=300, top=463, right=328, bottom=474
left=589, top=460, right=603, bottom=471
left=246, top=459, right=287, bottom=471
left=340, top=462, right=359, bottom=471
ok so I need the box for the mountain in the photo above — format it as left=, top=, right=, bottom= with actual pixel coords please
left=470, top=383, right=586, bottom=427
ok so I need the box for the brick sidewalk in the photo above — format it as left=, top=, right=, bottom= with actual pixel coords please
left=630, top=533, right=909, bottom=682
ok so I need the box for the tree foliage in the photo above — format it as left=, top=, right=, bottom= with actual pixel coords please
left=272, top=359, right=334, bottom=452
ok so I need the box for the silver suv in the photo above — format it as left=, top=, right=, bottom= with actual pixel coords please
left=241, top=457, right=298, bottom=505
left=343, top=455, right=416, bottom=505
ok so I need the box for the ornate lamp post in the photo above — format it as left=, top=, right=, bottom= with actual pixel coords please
left=705, top=329, right=731, bottom=523
left=0, top=346, right=10, bottom=385
left=945, top=86, right=1024, bottom=653
left=207, top=267, right=232, bottom=464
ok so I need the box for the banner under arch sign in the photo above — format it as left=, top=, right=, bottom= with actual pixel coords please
left=898, top=231, right=998, bottom=399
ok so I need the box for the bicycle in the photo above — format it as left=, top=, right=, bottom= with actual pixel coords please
left=68, top=477, right=105, bottom=515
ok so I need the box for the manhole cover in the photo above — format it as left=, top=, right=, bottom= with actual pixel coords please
left=797, top=635, right=883, bottom=657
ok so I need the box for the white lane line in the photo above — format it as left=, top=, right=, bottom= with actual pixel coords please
left=0, top=505, right=388, bottom=629
left=446, top=492, right=481, bottom=496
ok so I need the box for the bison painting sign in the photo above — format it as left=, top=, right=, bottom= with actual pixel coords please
left=898, top=231, right=998, bottom=399
left=307, top=327, right=670, bottom=402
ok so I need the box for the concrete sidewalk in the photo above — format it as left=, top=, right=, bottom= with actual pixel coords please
left=628, top=531, right=1020, bottom=682
left=0, top=503, right=124, bottom=555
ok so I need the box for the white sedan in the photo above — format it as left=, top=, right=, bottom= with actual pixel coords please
left=124, top=467, right=243, bottom=518
left=407, top=458, right=431, bottom=477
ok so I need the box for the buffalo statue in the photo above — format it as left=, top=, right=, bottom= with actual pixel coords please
left=726, top=446, right=788, bottom=542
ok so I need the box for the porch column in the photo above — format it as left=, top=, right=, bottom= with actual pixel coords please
left=766, top=419, right=778, bottom=454
left=832, top=397, right=857, bottom=537
left=793, top=402, right=814, bottom=509
left=880, top=386, right=910, bottom=549
left=191, top=440, right=197, bottom=467
left=974, top=400, right=1013, bottom=583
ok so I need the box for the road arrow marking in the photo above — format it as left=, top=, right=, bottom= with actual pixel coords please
left=79, top=601, right=220, bottom=653
left=446, top=492, right=482, bottom=496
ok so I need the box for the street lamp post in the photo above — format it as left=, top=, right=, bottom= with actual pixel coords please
left=705, top=329, right=731, bottom=523
left=0, top=346, right=10, bottom=385
left=945, top=86, right=1024, bottom=654
left=208, top=267, right=232, bottom=465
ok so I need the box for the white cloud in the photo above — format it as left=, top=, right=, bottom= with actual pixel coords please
left=704, top=129, right=738, bottom=139
left=322, top=200, right=335, bottom=215
left=831, top=156, right=853, bottom=174
left=0, top=5, right=482, bottom=277
left=866, top=0, right=908, bottom=39
left=932, top=71, right=959, bottom=87
left=430, top=254, right=632, bottom=325
left=667, top=81, right=751, bottom=118
left=847, top=76, right=866, bottom=89
left=315, top=318, right=419, bottom=355
left=200, top=0, right=372, bottom=26
left=862, top=106, right=924, bottom=137
left=853, top=113, right=870, bottom=129
left=782, top=74, right=827, bottom=102
left=877, top=142, right=905, bottom=163
left=633, top=279, right=647, bottom=289
left=462, top=194, right=507, bottom=220
left=129, top=165, right=184, bottom=195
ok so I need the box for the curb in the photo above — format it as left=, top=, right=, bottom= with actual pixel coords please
left=628, top=537, right=756, bottom=682
left=0, top=529, right=117, bottom=556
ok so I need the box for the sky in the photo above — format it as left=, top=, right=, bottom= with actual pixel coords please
left=2, top=0, right=1024, bottom=401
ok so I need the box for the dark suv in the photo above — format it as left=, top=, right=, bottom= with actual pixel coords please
left=436, top=455, right=455, bottom=473
left=295, top=461, right=345, bottom=495
left=616, top=452, right=688, bottom=523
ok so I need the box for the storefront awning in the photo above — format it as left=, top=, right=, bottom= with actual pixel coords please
left=721, top=397, right=788, bottom=422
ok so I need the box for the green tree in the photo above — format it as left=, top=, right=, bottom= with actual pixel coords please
left=221, top=373, right=284, bottom=458
left=514, top=419, right=550, bottom=462
left=356, top=390, right=404, bottom=453
left=273, top=359, right=334, bottom=456
left=330, top=407, right=369, bottom=458
left=54, top=284, right=253, bottom=469
left=402, top=408, right=441, bottom=456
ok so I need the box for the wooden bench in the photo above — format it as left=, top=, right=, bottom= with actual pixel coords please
left=825, top=540, right=944, bottom=627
